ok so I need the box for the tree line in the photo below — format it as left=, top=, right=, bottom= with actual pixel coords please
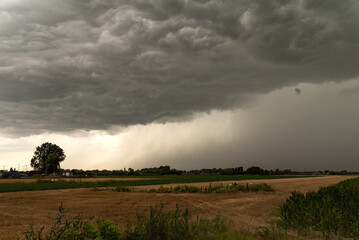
left=49, top=166, right=296, bottom=177
left=9, top=142, right=350, bottom=177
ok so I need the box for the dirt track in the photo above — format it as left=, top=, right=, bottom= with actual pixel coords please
left=0, top=175, right=355, bottom=239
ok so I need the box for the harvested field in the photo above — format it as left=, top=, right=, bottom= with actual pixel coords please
left=0, top=175, right=354, bottom=239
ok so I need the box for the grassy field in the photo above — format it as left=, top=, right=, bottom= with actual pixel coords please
left=0, top=174, right=312, bottom=193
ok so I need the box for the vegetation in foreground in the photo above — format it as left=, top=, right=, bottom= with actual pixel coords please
left=277, top=177, right=359, bottom=239
left=24, top=204, right=292, bottom=240
left=0, top=174, right=306, bottom=193
left=112, top=183, right=274, bottom=193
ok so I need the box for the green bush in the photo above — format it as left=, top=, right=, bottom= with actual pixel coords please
left=82, top=221, right=101, bottom=239
left=277, top=177, right=359, bottom=238
left=247, top=183, right=273, bottom=192
left=99, top=220, right=122, bottom=240
left=61, top=228, right=82, bottom=240
left=25, top=204, right=121, bottom=240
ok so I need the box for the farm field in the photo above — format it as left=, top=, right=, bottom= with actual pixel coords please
left=0, top=175, right=354, bottom=239
left=0, top=177, right=155, bottom=183
left=0, top=174, right=311, bottom=193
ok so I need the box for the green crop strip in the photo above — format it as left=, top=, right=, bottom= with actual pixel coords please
left=0, top=175, right=311, bottom=193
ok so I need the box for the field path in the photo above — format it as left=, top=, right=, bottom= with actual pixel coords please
left=0, top=175, right=355, bottom=239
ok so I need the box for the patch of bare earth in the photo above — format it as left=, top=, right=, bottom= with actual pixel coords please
left=0, top=175, right=355, bottom=239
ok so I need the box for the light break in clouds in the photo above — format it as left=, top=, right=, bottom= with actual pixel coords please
left=1, top=79, right=359, bottom=171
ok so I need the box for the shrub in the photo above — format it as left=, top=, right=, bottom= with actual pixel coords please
left=99, top=220, right=122, bottom=240
left=247, top=183, right=273, bottom=192
left=25, top=204, right=122, bottom=240
left=82, top=221, right=101, bottom=239
left=115, top=186, right=131, bottom=192
left=277, top=177, right=359, bottom=238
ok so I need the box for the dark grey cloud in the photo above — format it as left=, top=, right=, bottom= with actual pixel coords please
left=1, top=0, right=359, bottom=136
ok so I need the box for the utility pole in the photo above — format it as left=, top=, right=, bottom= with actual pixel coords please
left=2, top=165, right=5, bottom=171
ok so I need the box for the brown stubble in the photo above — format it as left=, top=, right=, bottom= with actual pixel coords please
left=0, top=175, right=355, bottom=239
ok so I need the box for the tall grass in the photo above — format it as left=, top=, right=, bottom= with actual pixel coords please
left=277, top=177, right=359, bottom=238
left=23, top=204, right=292, bottom=240
left=125, top=204, right=224, bottom=240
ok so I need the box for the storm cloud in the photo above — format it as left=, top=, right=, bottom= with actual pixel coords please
left=1, top=0, right=359, bottom=136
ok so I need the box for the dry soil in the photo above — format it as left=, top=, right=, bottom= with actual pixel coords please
left=0, top=175, right=355, bottom=239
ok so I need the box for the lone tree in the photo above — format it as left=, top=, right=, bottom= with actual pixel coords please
left=30, top=142, right=66, bottom=174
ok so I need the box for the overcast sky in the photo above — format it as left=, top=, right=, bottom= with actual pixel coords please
left=1, top=0, right=359, bottom=171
